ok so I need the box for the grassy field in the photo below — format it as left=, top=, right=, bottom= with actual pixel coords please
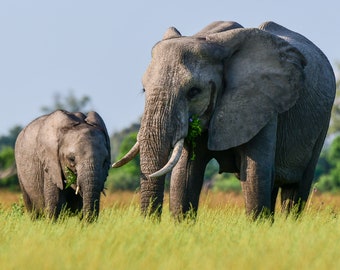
left=1, top=190, right=340, bottom=270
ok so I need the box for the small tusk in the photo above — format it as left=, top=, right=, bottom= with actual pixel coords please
left=102, top=189, right=107, bottom=197
left=75, top=185, right=80, bottom=195
left=112, top=141, right=140, bottom=168
left=149, top=139, right=184, bottom=178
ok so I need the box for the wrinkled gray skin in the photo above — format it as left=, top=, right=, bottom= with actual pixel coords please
left=15, top=110, right=111, bottom=221
left=117, top=21, right=335, bottom=220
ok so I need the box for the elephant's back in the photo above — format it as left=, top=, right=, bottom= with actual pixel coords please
left=259, top=21, right=336, bottom=101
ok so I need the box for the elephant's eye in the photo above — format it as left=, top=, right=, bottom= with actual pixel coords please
left=187, top=87, right=201, bottom=100
left=68, top=155, right=76, bottom=164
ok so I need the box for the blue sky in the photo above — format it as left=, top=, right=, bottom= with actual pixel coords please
left=1, top=0, right=339, bottom=135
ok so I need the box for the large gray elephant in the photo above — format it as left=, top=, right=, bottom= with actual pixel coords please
left=113, top=21, right=336, bottom=219
left=15, top=110, right=111, bottom=221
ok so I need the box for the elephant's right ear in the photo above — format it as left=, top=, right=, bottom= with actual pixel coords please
left=37, top=110, right=80, bottom=190
left=206, top=28, right=306, bottom=151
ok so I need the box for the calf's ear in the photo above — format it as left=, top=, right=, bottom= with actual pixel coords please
left=38, top=110, right=80, bottom=190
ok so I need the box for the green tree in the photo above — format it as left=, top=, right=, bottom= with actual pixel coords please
left=0, top=147, right=18, bottom=190
left=0, top=127, right=21, bottom=190
left=317, top=136, right=340, bottom=192
left=202, top=159, right=241, bottom=192
left=110, top=122, right=140, bottom=161
left=211, top=174, right=241, bottom=193
left=0, top=125, right=22, bottom=151
left=41, top=90, right=92, bottom=113
left=315, top=150, right=331, bottom=180
left=106, top=132, right=140, bottom=191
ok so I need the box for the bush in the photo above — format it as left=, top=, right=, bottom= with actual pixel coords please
left=316, top=162, right=340, bottom=192
left=106, top=132, right=140, bottom=191
left=106, top=169, right=140, bottom=192
left=0, top=147, right=19, bottom=190
left=315, top=136, right=340, bottom=193
left=211, top=173, right=241, bottom=193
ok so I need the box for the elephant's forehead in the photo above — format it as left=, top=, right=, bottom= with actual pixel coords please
left=151, top=37, right=209, bottom=60
left=143, top=60, right=192, bottom=88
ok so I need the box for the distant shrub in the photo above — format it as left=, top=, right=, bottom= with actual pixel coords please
left=0, top=147, right=19, bottom=191
left=106, top=132, right=140, bottom=191
left=211, top=173, right=241, bottom=193
left=315, top=136, right=340, bottom=193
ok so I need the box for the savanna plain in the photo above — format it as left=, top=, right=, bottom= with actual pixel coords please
left=1, top=190, right=340, bottom=270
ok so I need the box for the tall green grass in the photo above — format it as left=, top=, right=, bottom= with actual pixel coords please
left=1, top=200, right=339, bottom=270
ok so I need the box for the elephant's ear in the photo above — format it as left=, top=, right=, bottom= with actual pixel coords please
left=206, top=28, right=306, bottom=151
left=37, top=110, right=80, bottom=189
left=162, top=27, right=182, bottom=40
left=193, top=21, right=243, bottom=37
left=85, top=111, right=111, bottom=162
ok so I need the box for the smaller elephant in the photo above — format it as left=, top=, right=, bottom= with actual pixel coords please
left=15, top=110, right=111, bottom=221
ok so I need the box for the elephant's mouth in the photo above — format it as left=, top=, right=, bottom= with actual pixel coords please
left=62, top=166, right=82, bottom=197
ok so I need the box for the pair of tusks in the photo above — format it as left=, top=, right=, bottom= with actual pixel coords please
left=112, top=139, right=184, bottom=178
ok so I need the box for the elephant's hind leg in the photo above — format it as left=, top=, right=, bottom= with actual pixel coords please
left=281, top=129, right=328, bottom=215
left=280, top=181, right=314, bottom=217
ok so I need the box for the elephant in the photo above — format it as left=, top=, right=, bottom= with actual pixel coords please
left=15, top=110, right=111, bottom=221
left=113, top=21, right=336, bottom=220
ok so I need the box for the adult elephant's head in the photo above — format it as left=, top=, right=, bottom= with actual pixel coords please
left=113, top=21, right=305, bottom=216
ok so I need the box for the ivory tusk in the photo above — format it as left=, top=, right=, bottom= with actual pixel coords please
left=112, top=141, right=140, bottom=168
left=75, top=185, right=80, bottom=195
left=149, top=139, right=184, bottom=178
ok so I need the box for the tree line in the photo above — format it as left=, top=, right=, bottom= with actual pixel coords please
left=1, top=71, right=340, bottom=192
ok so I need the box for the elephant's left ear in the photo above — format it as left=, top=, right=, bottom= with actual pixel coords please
left=206, top=28, right=306, bottom=151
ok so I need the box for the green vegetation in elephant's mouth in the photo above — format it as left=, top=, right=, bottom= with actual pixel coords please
left=187, top=115, right=202, bottom=160
left=64, top=166, right=77, bottom=189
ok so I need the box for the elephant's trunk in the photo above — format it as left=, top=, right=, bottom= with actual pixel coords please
left=138, top=92, right=187, bottom=217
left=82, top=188, right=101, bottom=222
left=78, top=165, right=103, bottom=222
left=139, top=116, right=175, bottom=216
left=139, top=137, right=169, bottom=216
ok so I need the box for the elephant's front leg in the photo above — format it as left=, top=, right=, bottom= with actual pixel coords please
left=170, top=136, right=210, bottom=220
left=44, top=177, right=63, bottom=219
left=238, top=117, right=277, bottom=219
